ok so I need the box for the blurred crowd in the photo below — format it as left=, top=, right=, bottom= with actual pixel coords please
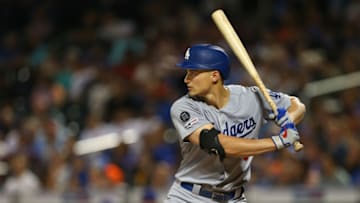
left=0, top=0, right=359, bottom=202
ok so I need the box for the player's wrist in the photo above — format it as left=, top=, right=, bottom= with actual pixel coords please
left=271, top=135, right=285, bottom=150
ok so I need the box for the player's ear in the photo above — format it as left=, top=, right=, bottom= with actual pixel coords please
left=211, top=71, right=220, bottom=82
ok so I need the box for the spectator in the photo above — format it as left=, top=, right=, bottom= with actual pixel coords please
left=2, top=152, right=41, bottom=197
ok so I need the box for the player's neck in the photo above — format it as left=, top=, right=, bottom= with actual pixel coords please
left=204, top=85, right=229, bottom=109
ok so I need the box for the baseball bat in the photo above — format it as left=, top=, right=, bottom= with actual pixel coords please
left=211, top=9, right=304, bottom=152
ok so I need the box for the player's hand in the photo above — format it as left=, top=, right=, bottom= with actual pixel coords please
left=269, top=108, right=292, bottom=128
left=271, top=123, right=300, bottom=150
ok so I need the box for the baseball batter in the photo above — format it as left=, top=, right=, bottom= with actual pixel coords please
left=164, top=44, right=306, bottom=203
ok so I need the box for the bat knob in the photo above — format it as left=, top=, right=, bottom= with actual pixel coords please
left=294, top=141, right=304, bottom=152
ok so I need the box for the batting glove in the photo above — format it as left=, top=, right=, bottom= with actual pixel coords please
left=271, top=123, right=300, bottom=150
left=269, top=108, right=292, bottom=128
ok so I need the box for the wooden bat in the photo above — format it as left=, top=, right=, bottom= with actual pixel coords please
left=211, top=9, right=304, bottom=152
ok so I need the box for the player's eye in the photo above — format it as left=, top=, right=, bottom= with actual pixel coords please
left=186, top=70, right=196, bottom=77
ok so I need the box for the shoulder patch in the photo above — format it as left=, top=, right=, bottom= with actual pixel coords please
left=180, top=111, right=190, bottom=122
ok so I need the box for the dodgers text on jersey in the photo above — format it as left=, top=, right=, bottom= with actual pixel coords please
left=222, top=117, right=256, bottom=137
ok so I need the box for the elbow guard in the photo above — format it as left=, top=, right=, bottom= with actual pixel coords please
left=199, top=128, right=225, bottom=161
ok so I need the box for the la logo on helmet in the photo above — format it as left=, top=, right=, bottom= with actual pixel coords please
left=184, top=48, right=190, bottom=60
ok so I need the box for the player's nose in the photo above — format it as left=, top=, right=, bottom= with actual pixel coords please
left=184, top=72, right=191, bottom=84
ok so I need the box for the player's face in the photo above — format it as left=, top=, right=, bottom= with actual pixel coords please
left=184, top=69, right=213, bottom=97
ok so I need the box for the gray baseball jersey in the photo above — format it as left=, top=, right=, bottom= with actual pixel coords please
left=170, top=84, right=291, bottom=192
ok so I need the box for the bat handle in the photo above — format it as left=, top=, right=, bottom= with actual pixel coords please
left=273, top=107, right=304, bottom=152
left=294, top=141, right=304, bottom=152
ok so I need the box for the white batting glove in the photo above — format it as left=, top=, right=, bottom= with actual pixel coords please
left=271, top=123, right=300, bottom=150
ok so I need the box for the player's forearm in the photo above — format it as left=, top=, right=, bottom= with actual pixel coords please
left=288, top=96, right=306, bottom=124
left=219, top=135, right=277, bottom=157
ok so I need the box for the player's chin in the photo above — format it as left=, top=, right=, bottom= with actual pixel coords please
left=187, top=89, right=197, bottom=96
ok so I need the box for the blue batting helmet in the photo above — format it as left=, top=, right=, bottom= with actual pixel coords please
left=177, top=44, right=230, bottom=79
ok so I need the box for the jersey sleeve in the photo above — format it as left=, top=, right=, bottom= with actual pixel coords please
left=170, top=98, right=211, bottom=141
left=250, top=86, right=291, bottom=118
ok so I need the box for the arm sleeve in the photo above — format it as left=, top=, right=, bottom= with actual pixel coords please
left=250, top=86, right=291, bottom=119
left=170, top=98, right=211, bottom=141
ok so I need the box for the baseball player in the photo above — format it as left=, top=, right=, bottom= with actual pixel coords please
left=164, top=44, right=306, bottom=203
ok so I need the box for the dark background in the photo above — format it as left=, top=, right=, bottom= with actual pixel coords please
left=0, top=0, right=359, bottom=202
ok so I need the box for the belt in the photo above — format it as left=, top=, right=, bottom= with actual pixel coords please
left=179, top=181, right=244, bottom=202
